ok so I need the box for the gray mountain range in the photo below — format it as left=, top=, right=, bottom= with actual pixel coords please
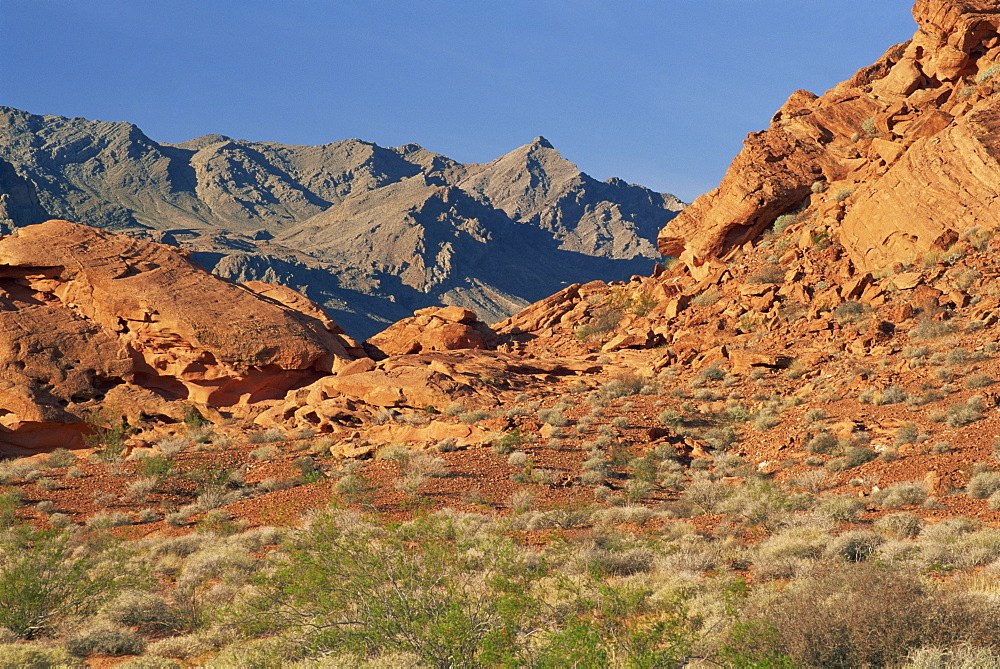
left=0, top=106, right=683, bottom=337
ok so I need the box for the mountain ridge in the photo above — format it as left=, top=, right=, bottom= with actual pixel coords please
left=0, top=106, right=683, bottom=336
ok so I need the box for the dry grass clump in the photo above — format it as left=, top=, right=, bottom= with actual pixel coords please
left=247, top=427, right=286, bottom=444
left=871, top=482, right=928, bottom=510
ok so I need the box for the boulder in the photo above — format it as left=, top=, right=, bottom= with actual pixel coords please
left=366, top=306, right=498, bottom=357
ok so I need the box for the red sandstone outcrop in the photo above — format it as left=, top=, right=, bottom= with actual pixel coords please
left=660, top=0, right=1000, bottom=276
left=0, top=220, right=355, bottom=449
left=365, top=306, right=498, bottom=357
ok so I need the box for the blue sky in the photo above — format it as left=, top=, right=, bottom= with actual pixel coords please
left=4, top=1, right=916, bottom=202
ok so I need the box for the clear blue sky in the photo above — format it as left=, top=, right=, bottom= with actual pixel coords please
left=4, top=1, right=916, bottom=202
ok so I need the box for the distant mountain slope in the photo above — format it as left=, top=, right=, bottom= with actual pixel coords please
left=0, top=106, right=684, bottom=337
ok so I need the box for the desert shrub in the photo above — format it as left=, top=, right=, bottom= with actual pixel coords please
left=721, top=564, right=1000, bottom=668
left=833, top=300, right=865, bottom=322
left=84, top=409, right=132, bottom=461
left=0, top=528, right=131, bottom=638
left=895, top=422, right=920, bottom=446
left=753, top=410, right=780, bottom=431
left=978, top=63, right=1000, bottom=83
left=819, top=495, right=866, bottom=522
left=435, top=438, right=459, bottom=453
left=135, top=453, right=173, bottom=477
left=966, top=471, right=1000, bottom=499
left=824, top=530, right=884, bottom=562
left=691, top=288, right=722, bottom=307
left=702, top=426, right=738, bottom=450
left=575, top=307, right=622, bottom=340
left=748, top=264, right=784, bottom=284
left=903, top=645, right=1000, bottom=668
left=87, top=511, right=132, bottom=529
left=405, top=453, right=448, bottom=478
left=459, top=409, right=490, bottom=425
left=145, top=632, right=217, bottom=660
left=880, top=385, right=908, bottom=405
left=248, top=428, right=286, bottom=444
left=966, top=373, right=994, bottom=389
left=240, top=512, right=546, bottom=666
left=490, top=429, right=526, bottom=455
left=773, top=213, right=799, bottom=233
left=803, top=408, right=826, bottom=423
left=0, top=644, right=73, bottom=667
left=806, top=432, right=839, bottom=454
left=944, top=395, right=986, bottom=427
left=681, top=480, right=732, bottom=514
left=249, top=445, right=279, bottom=461
left=126, top=477, right=158, bottom=501
left=578, top=543, right=654, bottom=577
left=908, top=319, right=956, bottom=340
left=825, top=447, right=877, bottom=472
left=872, top=482, right=928, bottom=509
left=66, top=625, right=145, bottom=657
left=537, top=408, right=569, bottom=426
left=874, top=512, right=924, bottom=539
left=44, top=448, right=74, bottom=468
left=157, top=437, right=188, bottom=457
left=581, top=455, right=610, bottom=485
left=698, top=364, right=726, bottom=383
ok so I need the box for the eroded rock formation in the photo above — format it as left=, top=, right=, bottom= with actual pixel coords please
left=660, top=0, right=1000, bottom=276
left=0, top=220, right=354, bottom=448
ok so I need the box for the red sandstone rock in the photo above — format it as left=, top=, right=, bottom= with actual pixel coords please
left=366, top=306, right=497, bottom=356
left=0, top=221, right=352, bottom=450
left=659, top=0, right=1000, bottom=275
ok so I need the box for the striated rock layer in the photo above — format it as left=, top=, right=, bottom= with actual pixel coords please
left=0, top=220, right=355, bottom=449
left=660, top=0, right=1000, bottom=276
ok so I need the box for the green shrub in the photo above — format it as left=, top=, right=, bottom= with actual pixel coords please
left=825, top=447, right=877, bottom=472
left=84, top=409, right=132, bottom=461
left=240, top=513, right=543, bottom=666
left=0, top=528, right=131, bottom=638
left=806, top=432, right=839, bottom=454
left=490, top=429, right=526, bottom=455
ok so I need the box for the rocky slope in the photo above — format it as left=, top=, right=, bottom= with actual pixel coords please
left=659, top=0, right=1000, bottom=279
left=0, top=108, right=683, bottom=336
